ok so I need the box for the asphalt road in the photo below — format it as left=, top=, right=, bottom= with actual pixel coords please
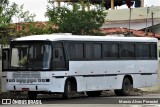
left=0, top=93, right=160, bottom=107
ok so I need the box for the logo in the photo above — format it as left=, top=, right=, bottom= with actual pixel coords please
left=2, top=99, right=11, bottom=104
left=2, top=99, right=42, bottom=105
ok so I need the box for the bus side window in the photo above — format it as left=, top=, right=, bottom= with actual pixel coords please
left=151, top=44, right=157, bottom=59
left=2, top=52, right=7, bottom=60
left=55, top=49, right=59, bottom=58
left=53, top=48, right=64, bottom=60
left=53, top=43, right=66, bottom=69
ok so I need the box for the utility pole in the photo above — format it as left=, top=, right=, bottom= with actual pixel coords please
left=141, top=0, right=144, bottom=7
left=129, top=8, right=132, bottom=36
left=111, top=0, right=114, bottom=10
left=145, top=7, right=149, bottom=35
left=151, top=12, right=154, bottom=26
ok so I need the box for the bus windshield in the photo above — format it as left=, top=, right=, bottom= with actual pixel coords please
left=10, top=42, right=52, bottom=70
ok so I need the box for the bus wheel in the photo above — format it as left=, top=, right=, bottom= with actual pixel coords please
left=122, top=77, right=133, bottom=95
left=62, top=80, right=72, bottom=99
left=115, top=77, right=133, bottom=96
left=86, top=91, right=101, bottom=97
left=28, top=91, right=37, bottom=100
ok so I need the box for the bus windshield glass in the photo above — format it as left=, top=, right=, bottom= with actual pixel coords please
left=10, top=42, right=52, bottom=70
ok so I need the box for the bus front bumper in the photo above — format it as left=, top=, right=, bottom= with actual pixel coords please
left=6, top=84, right=64, bottom=93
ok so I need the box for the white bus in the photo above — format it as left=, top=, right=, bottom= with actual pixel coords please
left=1, top=34, right=159, bottom=99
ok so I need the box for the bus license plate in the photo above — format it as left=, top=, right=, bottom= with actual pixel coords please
left=22, top=88, right=29, bottom=91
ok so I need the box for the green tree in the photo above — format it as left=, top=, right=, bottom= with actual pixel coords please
left=46, top=1, right=107, bottom=35
left=15, top=22, right=54, bottom=36
left=0, top=0, right=35, bottom=27
left=0, top=0, right=9, bottom=27
left=0, top=1, right=35, bottom=45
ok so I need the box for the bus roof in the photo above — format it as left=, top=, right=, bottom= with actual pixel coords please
left=14, top=34, right=158, bottom=42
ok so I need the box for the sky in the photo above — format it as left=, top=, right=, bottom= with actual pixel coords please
left=10, top=0, right=160, bottom=22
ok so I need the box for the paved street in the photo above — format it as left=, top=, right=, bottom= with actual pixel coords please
left=0, top=93, right=160, bottom=107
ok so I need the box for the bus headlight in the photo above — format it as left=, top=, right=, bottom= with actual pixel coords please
left=38, top=79, right=41, bottom=82
left=12, top=79, right=15, bottom=82
left=9, top=79, right=12, bottom=82
left=38, top=79, right=50, bottom=82
left=42, top=79, right=45, bottom=82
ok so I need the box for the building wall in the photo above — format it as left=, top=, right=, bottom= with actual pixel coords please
left=103, top=6, right=160, bottom=30
left=104, top=6, right=160, bottom=21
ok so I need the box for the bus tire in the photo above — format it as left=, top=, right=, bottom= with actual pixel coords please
left=86, top=91, right=101, bottom=97
left=114, top=77, right=133, bottom=96
left=28, top=91, right=37, bottom=100
left=62, top=80, right=72, bottom=99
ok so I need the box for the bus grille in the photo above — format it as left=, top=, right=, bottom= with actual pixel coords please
left=16, top=79, right=37, bottom=83
left=13, top=72, right=40, bottom=78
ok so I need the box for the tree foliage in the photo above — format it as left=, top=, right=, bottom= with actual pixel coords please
left=46, top=1, right=107, bottom=35
left=0, top=0, right=35, bottom=27
left=0, top=0, right=36, bottom=45
left=14, top=22, right=55, bottom=37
